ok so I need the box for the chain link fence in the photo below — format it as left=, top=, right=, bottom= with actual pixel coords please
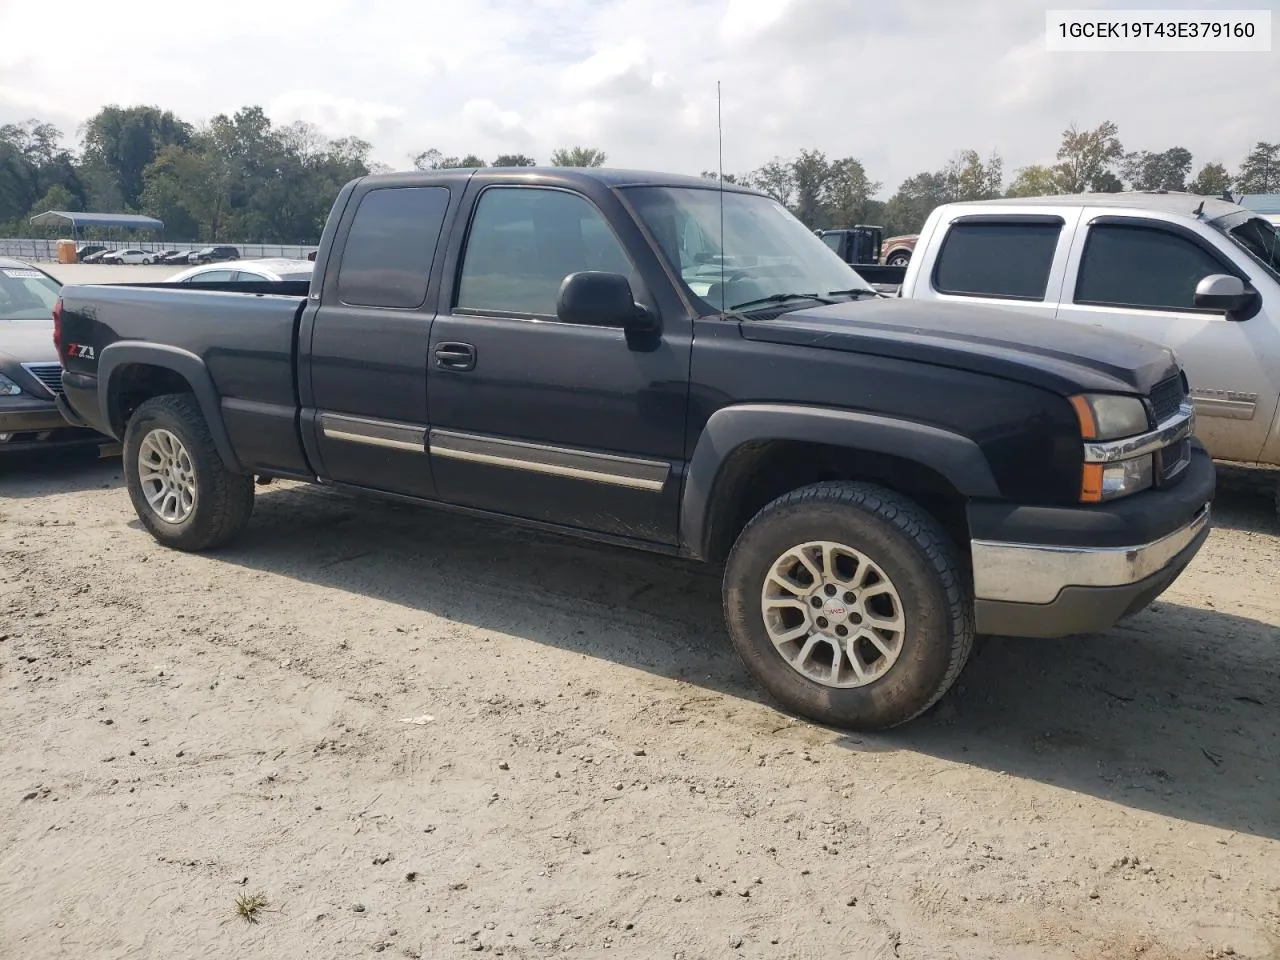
left=0, top=239, right=317, bottom=262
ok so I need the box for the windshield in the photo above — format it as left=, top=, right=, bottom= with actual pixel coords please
left=0, top=265, right=61, bottom=321
left=1214, top=214, right=1280, bottom=282
left=622, top=186, right=875, bottom=314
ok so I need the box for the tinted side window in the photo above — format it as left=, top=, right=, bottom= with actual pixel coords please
left=821, top=233, right=842, bottom=253
left=456, top=187, right=634, bottom=319
left=1076, top=224, right=1230, bottom=311
left=933, top=222, right=1061, bottom=300
left=337, top=186, right=450, bottom=308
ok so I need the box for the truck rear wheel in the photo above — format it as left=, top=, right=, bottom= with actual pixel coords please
left=722, top=481, right=973, bottom=730
left=123, top=394, right=254, bottom=551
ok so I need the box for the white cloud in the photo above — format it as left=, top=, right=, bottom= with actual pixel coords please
left=719, top=0, right=795, bottom=44
left=268, top=90, right=405, bottom=142
left=0, top=0, right=1275, bottom=195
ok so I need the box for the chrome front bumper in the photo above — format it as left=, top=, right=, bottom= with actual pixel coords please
left=970, top=503, right=1212, bottom=638
left=972, top=504, right=1211, bottom=605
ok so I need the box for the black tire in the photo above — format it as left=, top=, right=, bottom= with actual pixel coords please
left=122, top=393, right=254, bottom=551
left=722, top=481, right=974, bottom=731
left=887, top=251, right=911, bottom=267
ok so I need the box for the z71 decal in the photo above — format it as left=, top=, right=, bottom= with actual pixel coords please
left=65, top=342, right=96, bottom=360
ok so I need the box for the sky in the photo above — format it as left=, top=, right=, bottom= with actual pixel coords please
left=0, top=0, right=1275, bottom=197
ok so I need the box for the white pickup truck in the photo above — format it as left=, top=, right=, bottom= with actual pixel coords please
left=898, top=192, right=1280, bottom=514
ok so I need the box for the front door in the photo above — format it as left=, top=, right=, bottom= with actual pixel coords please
left=1056, top=216, right=1280, bottom=463
left=305, top=184, right=454, bottom=499
left=426, top=183, right=691, bottom=544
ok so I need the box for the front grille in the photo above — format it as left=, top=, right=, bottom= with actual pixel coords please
left=21, top=363, right=64, bottom=398
left=1148, top=375, right=1185, bottom=424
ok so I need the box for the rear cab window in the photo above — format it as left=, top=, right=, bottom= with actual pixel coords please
left=931, top=217, right=1064, bottom=300
left=336, top=186, right=451, bottom=308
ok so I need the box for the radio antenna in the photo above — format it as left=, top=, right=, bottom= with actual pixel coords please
left=717, top=80, right=726, bottom=315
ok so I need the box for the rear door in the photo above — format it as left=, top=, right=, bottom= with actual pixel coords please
left=302, top=182, right=456, bottom=498
left=1055, top=214, right=1280, bottom=463
left=907, top=210, right=1078, bottom=320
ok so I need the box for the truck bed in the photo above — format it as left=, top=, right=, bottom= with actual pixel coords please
left=57, top=281, right=313, bottom=476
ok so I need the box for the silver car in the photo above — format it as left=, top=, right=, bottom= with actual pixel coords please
left=0, top=258, right=108, bottom=452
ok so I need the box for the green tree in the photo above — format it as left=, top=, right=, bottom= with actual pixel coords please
left=411, top=148, right=483, bottom=170
left=1005, top=164, right=1066, bottom=197
left=550, top=146, right=607, bottom=167
left=1122, top=147, right=1192, bottom=191
left=1187, top=162, right=1232, bottom=196
left=81, top=105, right=192, bottom=208
left=744, top=157, right=795, bottom=207
left=1235, top=142, right=1280, bottom=193
left=29, top=183, right=81, bottom=215
left=824, top=157, right=880, bottom=227
left=699, top=170, right=739, bottom=184
left=1, top=121, right=85, bottom=223
left=946, top=149, right=1004, bottom=201
left=1054, top=121, right=1124, bottom=192
left=883, top=170, right=951, bottom=236
left=493, top=153, right=536, bottom=167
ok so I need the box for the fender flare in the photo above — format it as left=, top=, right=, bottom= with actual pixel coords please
left=680, top=403, right=1001, bottom=560
left=98, top=341, right=243, bottom=473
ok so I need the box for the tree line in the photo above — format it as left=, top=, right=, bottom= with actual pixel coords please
left=707, top=122, right=1278, bottom=238
left=1, top=105, right=1276, bottom=244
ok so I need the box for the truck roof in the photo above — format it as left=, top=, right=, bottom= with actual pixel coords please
left=357, top=167, right=759, bottom=193
left=941, top=191, right=1248, bottom=221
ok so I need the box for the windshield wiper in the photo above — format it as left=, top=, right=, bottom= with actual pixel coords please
left=828, top=288, right=880, bottom=298
left=729, top=292, right=836, bottom=311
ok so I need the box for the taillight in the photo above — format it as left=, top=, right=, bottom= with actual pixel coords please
left=52, top=297, right=63, bottom=359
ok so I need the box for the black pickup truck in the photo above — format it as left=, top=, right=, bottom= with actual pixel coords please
left=55, top=168, right=1215, bottom=730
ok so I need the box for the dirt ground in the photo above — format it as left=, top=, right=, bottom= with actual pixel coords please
left=1, top=451, right=1277, bottom=960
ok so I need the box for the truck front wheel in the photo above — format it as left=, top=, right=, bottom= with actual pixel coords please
left=722, top=481, right=974, bottom=730
left=123, top=394, right=254, bottom=551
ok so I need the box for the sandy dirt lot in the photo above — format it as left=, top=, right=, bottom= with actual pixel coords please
left=1, top=451, right=1277, bottom=960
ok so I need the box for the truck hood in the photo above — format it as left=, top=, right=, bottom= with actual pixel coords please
left=0, top=320, right=56, bottom=365
left=740, top=298, right=1180, bottom=396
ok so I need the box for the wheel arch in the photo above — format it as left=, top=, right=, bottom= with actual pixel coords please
left=681, top=404, right=1000, bottom=562
left=99, top=342, right=243, bottom=473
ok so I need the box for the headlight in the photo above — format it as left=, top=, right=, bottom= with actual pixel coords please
left=1069, top=393, right=1150, bottom=441
left=0, top=372, right=23, bottom=396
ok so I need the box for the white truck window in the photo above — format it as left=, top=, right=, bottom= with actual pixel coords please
left=1075, top=224, right=1229, bottom=312
left=933, top=221, right=1061, bottom=300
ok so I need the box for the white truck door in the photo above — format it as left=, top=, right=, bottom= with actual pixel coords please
left=1055, top=213, right=1280, bottom=465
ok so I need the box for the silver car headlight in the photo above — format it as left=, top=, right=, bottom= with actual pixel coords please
left=0, top=372, right=23, bottom=396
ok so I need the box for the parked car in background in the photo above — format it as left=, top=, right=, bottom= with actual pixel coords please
left=815, top=227, right=907, bottom=292
left=880, top=234, right=918, bottom=267
left=0, top=257, right=108, bottom=453
left=82, top=249, right=113, bottom=263
left=157, top=250, right=194, bottom=265
left=188, top=246, right=240, bottom=265
left=75, top=244, right=108, bottom=262
left=100, top=249, right=156, bottom=265
left=167, top=258, right=314, bottom=283
left=900, top=191, right=1280, bottom=515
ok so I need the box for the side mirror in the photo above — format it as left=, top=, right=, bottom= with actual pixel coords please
left=1194, top=274, right=1257, bottom=317
left=556, top=271, right=657, bottom=333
